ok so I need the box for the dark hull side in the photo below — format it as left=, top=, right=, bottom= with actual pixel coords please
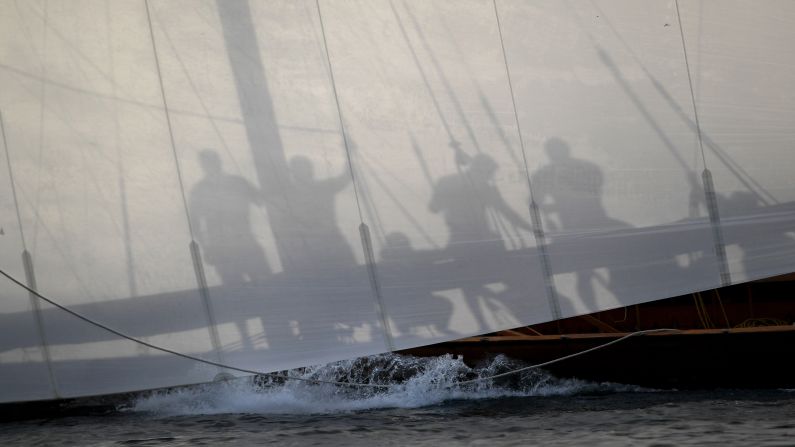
left=401, top=326, right=795, bottom=389
left=402, top=274, right=795, bottom=389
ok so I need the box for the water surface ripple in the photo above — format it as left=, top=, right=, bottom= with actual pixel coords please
left=2, top=354, right=793, bottom=446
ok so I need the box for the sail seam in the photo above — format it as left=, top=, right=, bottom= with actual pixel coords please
left=144, top=0, right=195, bottom=239
left=0, top=111, right=28, bottom=249
left=315, top=0, right=395, bottom=351
left=1, top=110, right=60, bottom=398
left=360, top=223, right=395, bottom=351
left=492, top=0, right=562, bottom=320
left=144, top=0, right=224, bottom=360
left=314, top=0, right=364, bottom=221
left=674, top=0, right=706, bottom=168
left=674, top=0, right=731, bottom=286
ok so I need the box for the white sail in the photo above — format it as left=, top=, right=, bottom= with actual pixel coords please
left=1, top=0, right=794, bottom=403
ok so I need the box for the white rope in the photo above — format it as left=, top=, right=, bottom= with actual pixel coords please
left=451, top=328, right=678, bottom=387
left=0, top=267, right=678, bottom=391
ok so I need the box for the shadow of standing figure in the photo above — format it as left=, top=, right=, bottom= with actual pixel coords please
left=189, top=150, right=274, bottom=352
left=277, top=156, right=366, bottom=345
left=429, top=153, right=532, bottom=332
left=286, top=156, right=358, bottom=278
left=190, top=150, right=270, bottom=284
left=531, top=138, right=631, bottom=311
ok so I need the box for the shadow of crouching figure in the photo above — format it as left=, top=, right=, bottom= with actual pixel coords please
left=378, top=232, right=452, bottom=339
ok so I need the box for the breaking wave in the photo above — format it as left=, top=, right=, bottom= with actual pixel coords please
left=129, top=353, right=647, bottom=416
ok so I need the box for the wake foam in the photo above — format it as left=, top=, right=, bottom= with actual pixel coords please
left=130, top=353, right=646, bottom=416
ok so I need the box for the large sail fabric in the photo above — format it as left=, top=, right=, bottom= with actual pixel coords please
left=0, top=0, right=793, bottom=403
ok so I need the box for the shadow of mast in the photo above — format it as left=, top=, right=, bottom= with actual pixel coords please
left=215, top=0, right=294, bottom=269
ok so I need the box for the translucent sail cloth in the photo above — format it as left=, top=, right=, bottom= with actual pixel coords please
left=1, top=0, right=794, bottom=403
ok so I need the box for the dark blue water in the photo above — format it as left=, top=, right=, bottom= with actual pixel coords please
left=2, top=354, right=794, bottom=446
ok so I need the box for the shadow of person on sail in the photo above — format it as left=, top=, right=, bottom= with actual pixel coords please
left=378, top=231, right=452, bottom=338
left=531, top=138, right=632, bottom=313
left=189, top=149, right=274, bottom=352
left=429, top=153, right=532, bottom=332
left=190, top=150, right=271, bottom=284
left=280, top=156, right=365, bottom=344
left=285, top=156, right=358, bottom=275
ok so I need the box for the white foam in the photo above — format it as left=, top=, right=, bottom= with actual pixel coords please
left=129, top=354, right=647, bottom=416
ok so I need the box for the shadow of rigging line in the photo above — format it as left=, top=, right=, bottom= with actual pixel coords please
left=14, top=2, right=337, bottom=133
left=478, top=93, right=526, bottom=174
left=596, top=48, right=698, bottom=180
left=102, top=0, right=137, bottom=298
left=354, top=153, right=441, bottom=250
left=388, top=0, right=457, bottom=146
left=399, top=0, right=484, bottom=154
left=409, top=132, right=435, bottom=190
left=5, top=4, right=252, bottom=134
left=6, top=55, right=141, bottom=289
left=19, top=1, right=126, bottom=95
left=557, top=1, right=699, bottom=189
left=585, top=0, right=777, bottom=206
left=428, top=1, right=528, bottom=175
left=0, top=62, right=332, bottom=137
left=8, top=180, right=98, bottom=301
left=152, top=14, right=245, bottom=177
left=6, top=76, right=139, bottom=236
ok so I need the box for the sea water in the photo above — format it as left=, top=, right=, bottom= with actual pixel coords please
left=2, top=354, right=794, bottom=446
